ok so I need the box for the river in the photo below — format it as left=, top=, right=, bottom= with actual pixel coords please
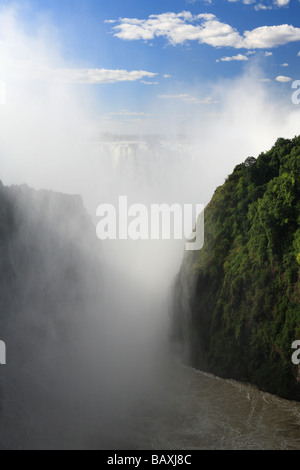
left=98, top=362, right=300, bottom=451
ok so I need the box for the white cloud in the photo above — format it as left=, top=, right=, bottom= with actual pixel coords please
left=275, top=75, right=292, bottom=82
left=53, top=68, right=158, bottom=84
left=2, top=59, right=157, bottom=84
left=229, top=0, right=290, bottom=8
left=109, top=110, right=151, bottom=116
left=254, top=4, right=272, bottom=10
left=275, top=0, right=290, bottom=6
left=281, top=62, right=289, bottom=66
left=157, top=93, right=218, bottom=104
left=111, top=13, right=240, bottom=47
left=242, top=25, right=300, bottom=48
left=141, top=80, right=159, bottom=85
left=158, top=94, right=190, bottom=99
left=219, top=54, right=249, bottom=61
left=109, top=12, right=300, bottom=50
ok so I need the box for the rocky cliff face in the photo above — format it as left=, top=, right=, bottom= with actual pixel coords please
left=0, top=182, right=105, bottom=448
left=172, top=136, right=300, bottom=401
left=0, top=182, right=101, bottom=338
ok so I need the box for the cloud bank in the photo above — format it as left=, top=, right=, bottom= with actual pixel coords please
left=109, top=11, right=300, bottom=49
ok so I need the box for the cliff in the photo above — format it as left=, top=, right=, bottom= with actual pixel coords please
left=172, top=136, right=300, bottom=401
left=0, top=182, right=100, bottom=338
left=0, top=182, right=104, bottom=448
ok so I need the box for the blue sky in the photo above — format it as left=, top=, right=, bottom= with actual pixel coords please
left=1, top=0, right=300, bottom=133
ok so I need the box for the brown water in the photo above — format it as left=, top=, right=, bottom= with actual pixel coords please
left=1, top=362, right=299, bottom=449
left=112, top=364, right=300, bottom=450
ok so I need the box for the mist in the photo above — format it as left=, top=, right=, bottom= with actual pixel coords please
left=0, top=4, right=299, bottom=449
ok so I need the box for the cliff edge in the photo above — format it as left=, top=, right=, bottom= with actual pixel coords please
left=173, top=136, right=300, bottom=401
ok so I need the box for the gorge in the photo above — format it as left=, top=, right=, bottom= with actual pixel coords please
left=0, top=135, right=299, bottom=449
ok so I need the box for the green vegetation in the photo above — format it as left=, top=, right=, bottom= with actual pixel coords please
left=173, top=136, right=300, bottom=401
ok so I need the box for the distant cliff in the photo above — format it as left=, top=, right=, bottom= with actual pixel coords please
left=0, top=182, right=100, bottom=340
left=0, top=182, right=104, bottom=448
left=172, top=136, right=300, bottom=401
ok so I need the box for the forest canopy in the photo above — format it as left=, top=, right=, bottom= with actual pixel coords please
left=173, top=135, right=300, bottom=401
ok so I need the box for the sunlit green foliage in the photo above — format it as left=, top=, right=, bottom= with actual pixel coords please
left=173, top=136, right=300, bottom=400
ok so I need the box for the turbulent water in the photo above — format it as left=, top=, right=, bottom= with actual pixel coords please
left=2, top=362, right=299, bottom=450
left=110, top=363, right=300, bottom=451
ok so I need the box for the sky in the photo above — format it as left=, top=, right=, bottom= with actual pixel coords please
left=0, top=0, right=300, bottom=134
